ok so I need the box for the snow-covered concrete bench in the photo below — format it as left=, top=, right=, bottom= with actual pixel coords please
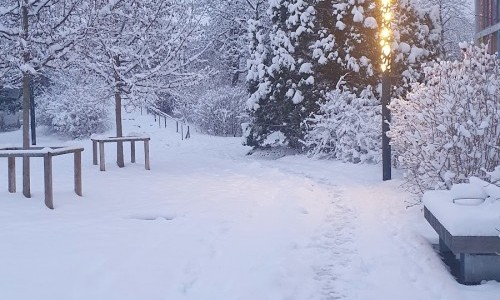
left=91, top=135, right=150, bottom=171
left=0, top=146, right=84, bottom=209
left=423, top=181, right=500, bottom=284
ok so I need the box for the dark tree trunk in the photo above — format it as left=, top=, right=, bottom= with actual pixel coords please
left=22, top=1, right=31, bottom=197
left=114, top=55, right=125, bottom=168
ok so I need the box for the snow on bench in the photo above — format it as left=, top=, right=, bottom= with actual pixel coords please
left=423, top=179, right=500, bottom=284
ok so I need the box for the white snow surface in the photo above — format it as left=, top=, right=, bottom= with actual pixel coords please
left=0, top=110, right=499, bottom=300
left=424, top=190, right=500, bottom=236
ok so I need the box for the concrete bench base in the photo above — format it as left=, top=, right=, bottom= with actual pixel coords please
left=425, top=206, right=500, bottom=284
left=460, top=253, right=500, bottom=284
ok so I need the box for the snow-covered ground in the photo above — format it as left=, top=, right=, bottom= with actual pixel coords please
left=0, top=110, right=499, bottom=300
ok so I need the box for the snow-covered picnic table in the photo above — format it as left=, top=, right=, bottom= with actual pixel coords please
left=0, top=146, right=84, bottom=209
left=423, top=184, right=500, bottom=284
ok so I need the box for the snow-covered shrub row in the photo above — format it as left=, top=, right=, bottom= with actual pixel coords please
left=190, top=86, right=248, bottom=137
left=389, top=44, right=500, bottom=194
left=37, top=71, right=110, bottom=138
left=305, top=86, right=381, bottom=163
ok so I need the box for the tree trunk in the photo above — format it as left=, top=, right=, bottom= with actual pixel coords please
left=22, top=1, right=31, bottom=197
left=114, top=55, right=125, bottom=168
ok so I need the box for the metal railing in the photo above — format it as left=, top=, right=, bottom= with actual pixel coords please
left=143, top=105, right=191, bottom=140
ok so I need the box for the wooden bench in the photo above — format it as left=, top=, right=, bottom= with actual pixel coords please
left=424, top=204, right=500, bottom=284
left=91, top=136, right=150, bottom=171
left=0, top=146, right=84, bottom=209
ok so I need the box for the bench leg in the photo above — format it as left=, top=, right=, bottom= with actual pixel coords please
left=22, top=156, right=30, bottom=198
left=459, top=253, right=500, bottom=284
left=44, top=154, right=54, bottom=209
left=131, top=141, right=136, bottom=163
left=99, top=142, right=106, bottom=171
left=144, top=140, right=150, bottom=170
left=92, top=140, right=98, bottom=165
left=74, top=151, right=82, bottom=196
left=8, top=157, right=16, bottom=193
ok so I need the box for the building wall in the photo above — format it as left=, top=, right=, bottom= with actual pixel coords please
left=475, top=0, right=500, bottom=55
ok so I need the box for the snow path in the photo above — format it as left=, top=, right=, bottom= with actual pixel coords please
left=1, top=113, right=499, bottom=299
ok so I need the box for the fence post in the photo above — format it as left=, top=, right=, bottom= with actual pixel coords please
left=144, top=139, right=151, bottom=170
left=181, top=124, right=184, bottom=140
left=74, top=150, right=82, bottom=196
left=131, top=141, right=136, bottom=163
left=8, top=157, right=16, bottom=193
left=99, top=142, right=106, bottom=171
left=176, top=121, right=179, bottom=133
left=186, top=126, right=190, bottom=139
left=164, top=116, right=167, bottom=128
left=44, top=153, right=54, bottom=209
left=92, top=140, right=98, bottom=165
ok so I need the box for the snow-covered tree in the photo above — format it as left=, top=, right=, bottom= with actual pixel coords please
left=0, top=0, right=86, bottom=196
left=78, top=1, right=210, bottom=167
left=311, top=0, right=379, bottom=94
left=391, top=0, right=442, bottom=95
left=0, top=0, right=86, bottom=144
left=245, top=0, right=441, bottom=154
left=205, top=0, right=268, bottom=87
left=245, top=0, right=317, bottom=150
left=425, top=0, right=474, bottom=60
left=389, top=44, right=500, bottom=194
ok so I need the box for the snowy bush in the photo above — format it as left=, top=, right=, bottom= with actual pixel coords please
left=305, top=85, right=381, bottom=163
left=191, top=86, right=247, bottom=137
left=37, top=71, right=110, bottom=138
left=389, top=44, right=500, bottom=194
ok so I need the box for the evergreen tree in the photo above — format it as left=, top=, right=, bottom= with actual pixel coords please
left=245, top=0, right=442, bottom=152
left=311, top=0, right=379, bottom=95
left=246, top=0, right=317, bottom=150
left=391, top=0, right=442, bottom=95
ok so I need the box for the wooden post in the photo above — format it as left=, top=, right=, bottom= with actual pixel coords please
left=181, top=124, right=184, bottom=140
left=144, top=139, right=150, bottom=170
left=92, top=140, right=98, bottom=165
left=99, top=142, right=106, bottom=171
left=44, top=153, right=54, bottom=209
left=8, top=157, right=16, bottom=193
left=186, top=126, right=190, bottom=139
left=74, top=150, right=82, bottom=196
left=176, top=121, right=178, bottom=133
left=164, top=116, right=167, bottom=128
left=22, top=157, right=30, bottom=198
left=158, top=116, right=161, bottom=128
left=131, top=141, right=136, bottom=163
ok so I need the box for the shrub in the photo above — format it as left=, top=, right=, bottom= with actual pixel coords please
left=304, top=86, right=381, bottom=163
left=191, top=86, right=247, bottom=136
left=37, top=71, right=110, bottom=138
left=389, top=44, right=500, bottom=194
